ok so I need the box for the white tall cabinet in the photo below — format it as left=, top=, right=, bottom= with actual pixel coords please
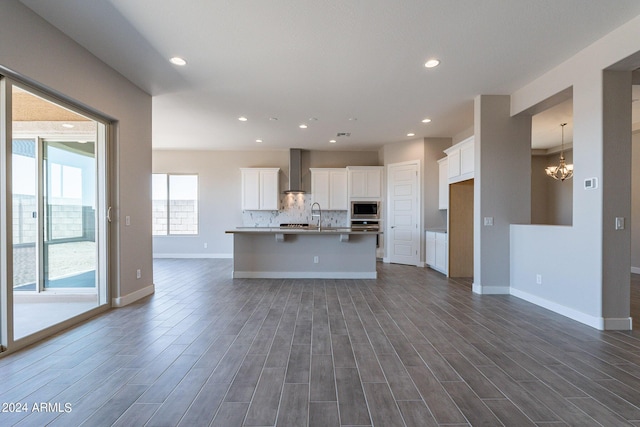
left=310, top=168, right=348, bottom=210
left=240, top=168, right=280, bottom=210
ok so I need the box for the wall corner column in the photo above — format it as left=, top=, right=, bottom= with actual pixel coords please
left=601, top=70, right=632, bottom=329
left=473, top=95, right=532, bottom=294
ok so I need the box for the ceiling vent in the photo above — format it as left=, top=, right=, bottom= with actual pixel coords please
left=336, top=132, right=351, bottom=137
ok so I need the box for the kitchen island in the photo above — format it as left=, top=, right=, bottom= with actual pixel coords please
left=226, top=227, right=380, bottom=279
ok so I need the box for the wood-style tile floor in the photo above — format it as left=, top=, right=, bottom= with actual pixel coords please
left=1, top=259, right=640, bottom=426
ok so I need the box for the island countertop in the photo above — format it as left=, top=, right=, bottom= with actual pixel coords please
left=226, top=227, right=382, bottom=234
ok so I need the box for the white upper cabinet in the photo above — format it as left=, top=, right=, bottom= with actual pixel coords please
left=240, top=168, right=280, bottom=210
left=437, top=157, right=448, bottom=210
left=310, top=168, right=348, bottom=210
left=444, top=136, right=474, bottom=183
left=347, top=166, right=383, bottom=199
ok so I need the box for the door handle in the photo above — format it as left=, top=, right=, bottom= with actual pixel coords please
left=391, top=225, right=396, bottom=228
left=107, top=206, right=112, bottom=223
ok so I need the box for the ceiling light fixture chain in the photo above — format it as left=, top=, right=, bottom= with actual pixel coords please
left=545, top=122, right=573, bottom=181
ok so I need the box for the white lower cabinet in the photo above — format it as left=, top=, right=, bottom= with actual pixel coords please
left=426, top=231, right=447, bottom=275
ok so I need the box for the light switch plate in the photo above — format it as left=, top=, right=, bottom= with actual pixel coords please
left=615, top=217, right=625, bottom=230
left=483, top=217, right=494, bottom=226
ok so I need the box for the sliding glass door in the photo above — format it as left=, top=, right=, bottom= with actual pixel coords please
left=4, top=79, right=110, bottom=344
left=43, top=140, right=97, bottom=292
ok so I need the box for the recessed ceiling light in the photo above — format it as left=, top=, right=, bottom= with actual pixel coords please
left=424, top=59, right=440, bottom=68
left=348, top=118, right=357, bottom=121
left=329, top=140, right=336, bottom=144
left=299, top=124, right=308, bottom=129
left=256, top=139, right=263, bottom=143
left=238, top=116, right=248, bottom=121
left=62, top=123, right=74, bottom=128
left=170, top=57, right=187, bottom=66
left=407, top=133, right=415, bottom=137
left=421, top=118, right=432, bottom=123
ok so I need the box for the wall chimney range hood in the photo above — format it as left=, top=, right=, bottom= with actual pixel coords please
left=284, top=148, right=305, bottom=193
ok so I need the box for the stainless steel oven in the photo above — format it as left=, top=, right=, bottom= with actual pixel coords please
left=350, top=201, right=380, bottom=219
left=350, top=220, right=380, bottom=247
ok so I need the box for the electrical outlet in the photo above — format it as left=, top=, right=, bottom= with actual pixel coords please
left=125, top=215, right=131, bottom=226
left=615, top=217, right=625, bottom=230
left=314, top=256, right=319, bottom=264
left=536, top=274, right=542, bottom=285
left=136, top=269, right=141, bottom=279
left=204, top=242, right=208, bottom=249
left=483, top=217, right=494, bottom=226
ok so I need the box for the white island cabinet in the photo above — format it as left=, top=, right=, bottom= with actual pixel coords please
left=240, top=168, right=279, bottom=210
left=310, top=168, right=348, bottom=210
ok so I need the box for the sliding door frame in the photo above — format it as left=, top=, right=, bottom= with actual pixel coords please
left=0, top=73, right=114, bottom=355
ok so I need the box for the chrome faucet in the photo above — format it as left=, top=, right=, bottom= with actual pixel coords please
left=311, top=202, right=322, bottom=231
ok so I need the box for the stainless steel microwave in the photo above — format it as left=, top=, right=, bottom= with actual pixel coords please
left=351, top=201, right=380, bottom=219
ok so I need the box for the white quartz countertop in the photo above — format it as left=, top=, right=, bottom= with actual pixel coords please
left=226, top=227, right=382, bottom=234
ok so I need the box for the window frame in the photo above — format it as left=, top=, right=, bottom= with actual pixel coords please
left=152, top=173, right=199, bottom=236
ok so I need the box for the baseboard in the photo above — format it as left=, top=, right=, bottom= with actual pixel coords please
left=417, top=262, right=425, bottom=268
left=472, top=283, right=510, bottom=295
left=602, top=317, right=633, bottom=330
left=112, top=284, right=155, bottom=307
left=232, top=271, right=377, bottom=279
left=510, top=287, right=632, bottom=331
left=153, top=253, right=233, bottom=259
left=631, top=266, right=640, bottom=274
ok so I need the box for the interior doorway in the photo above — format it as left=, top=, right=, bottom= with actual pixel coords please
left=448, top=179, right=474, bottom=278
left=386, top=160, right=421, bottom=266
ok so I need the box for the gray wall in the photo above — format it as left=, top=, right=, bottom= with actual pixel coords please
left=2, top=2, right=153, bottom=302
left=152, top=149, right=379, bottom=256
left=474, top=95, right=532, bottom=293
left=424, top=138, right=451, bottom=231
left=632, top=132, right=640, bottom=271
left=509, top=17, right=640, bottom=328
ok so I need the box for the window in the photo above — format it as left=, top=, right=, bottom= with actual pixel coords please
left=152, top=174, right=199, bottom=235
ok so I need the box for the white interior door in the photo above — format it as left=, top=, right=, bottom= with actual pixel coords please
left=387, top=161, right=420, bottom=265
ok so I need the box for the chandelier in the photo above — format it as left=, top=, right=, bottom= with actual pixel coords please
left=545, top=123, right=573, bottom=181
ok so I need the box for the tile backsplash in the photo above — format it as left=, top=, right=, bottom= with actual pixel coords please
left=242, top=193, right=348, bottom=227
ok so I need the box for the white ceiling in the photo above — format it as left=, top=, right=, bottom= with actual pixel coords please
left=20, top=0, right=640, bottom=151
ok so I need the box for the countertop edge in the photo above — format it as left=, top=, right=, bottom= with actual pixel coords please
left=226, top=228, right=382, bottom=235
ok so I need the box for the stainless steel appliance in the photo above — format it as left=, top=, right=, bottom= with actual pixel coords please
left=350, top=220, right=380, bottom=247
left=350, top=201, right=380, bottom=219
